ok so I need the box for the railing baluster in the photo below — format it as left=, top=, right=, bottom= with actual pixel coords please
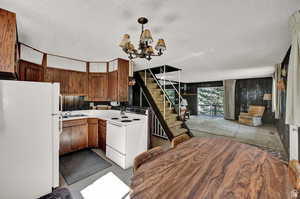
left=144, top=69, right=147, bottom=86
left=178, top=69, right=181, bottom=117
left=163, top=65, right=166, bottom=119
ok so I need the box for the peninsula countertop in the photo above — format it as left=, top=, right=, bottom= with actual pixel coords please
left=61, top=110, right=147, bottom=126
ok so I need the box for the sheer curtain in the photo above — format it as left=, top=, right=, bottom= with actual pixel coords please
left=287, top=11, right=300, bottom=160
left=223, top=80, right=236, bottom=120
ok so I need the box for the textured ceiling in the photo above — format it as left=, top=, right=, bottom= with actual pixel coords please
left=2, top=0, right=299, bottom=82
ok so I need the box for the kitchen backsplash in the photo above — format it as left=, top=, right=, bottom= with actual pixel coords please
left=62, top=96, right=107, bottom=111
left=62, top=96, right=129, bottom=111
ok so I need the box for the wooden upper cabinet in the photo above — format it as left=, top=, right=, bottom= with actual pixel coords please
left=107, top=58, right=129, bottom=102
left=88, top=73, right=108, bottom=101
left=0, top=9, right=17, bottom=76
left=45, top=67, right=88, bottom=96
left=108, top=71, right=118, bottom=101
left=68, top=71, right=88, bottom=96
left=19, top=60, right=44, bottom=82
left=117, top=59, right=129, bottom=102
left=45, top=68, right=69, bottom=94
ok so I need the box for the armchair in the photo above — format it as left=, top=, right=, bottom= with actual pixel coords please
left=238, top=105, right=265, bottom=126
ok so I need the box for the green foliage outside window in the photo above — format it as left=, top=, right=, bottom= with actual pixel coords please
left=197, top=87, right=224, bottom=117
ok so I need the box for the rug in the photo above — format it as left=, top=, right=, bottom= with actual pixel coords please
left=60, top=149, right=112, bottom=185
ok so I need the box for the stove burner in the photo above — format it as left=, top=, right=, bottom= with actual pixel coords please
left=132, top=118, right=140, bottom=121
left=121, top=120, right=132, bottom=123
left=111, top=117, right=119, bottom=120
left=121, top=116, right=128, bottom=118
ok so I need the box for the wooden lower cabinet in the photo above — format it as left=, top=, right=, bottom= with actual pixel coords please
left=71, top=123, right=88, bottom=151
left=88, top=118, right=98, bottom=147
left=60, top=119, right=88, bottom=155
left=60, top=118, right=107, bottom=155
left=59, top=126, right=72, bottom=155
left=98, top=119, right=107, bottom=152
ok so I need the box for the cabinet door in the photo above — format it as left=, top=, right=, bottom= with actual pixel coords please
left=78, top=72, right=88, bottom=96
left=108, top=71, right=118, bottom=101
left=71, top=124, right=88, bottom=151
left=68, top=71, right=88, bottom=96
left=0, top=9, right=16, bottom=74
left=60, top=70, right=69, bottom=95
left=19, top=60, right=44, bottom=82
left=25, top=67, right=43, bottom=81
left=98, top=120, right=106, bottom=152
left=88, top=119, right=98, bottom=147
left=117, top=59, right=129, bottom=102
left=60, top=127, right=72, bottom=155
left=45, top=68, right=69, bottom=95
left=89, top=73, right=108, bottom=101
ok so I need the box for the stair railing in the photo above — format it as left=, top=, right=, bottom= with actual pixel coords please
left=139, top=88, right=168, bottom=139
left=144, top=68, right=173, bottom=119
left=158, top=67, right=184, bottom=117
left=149, top=107, right=168, bottom=139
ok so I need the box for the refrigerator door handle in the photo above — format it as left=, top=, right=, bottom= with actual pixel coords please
left=59, top=94, right=63, bottom=112
left=59, top=115, right=63, bottom=133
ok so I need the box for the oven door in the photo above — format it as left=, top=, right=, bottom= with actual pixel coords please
left=107, top=121, right=126, bottom=155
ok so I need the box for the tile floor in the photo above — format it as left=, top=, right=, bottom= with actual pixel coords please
left=59, top=149, right=132, bottom=199
left=185, top=115, right=288, bottom=161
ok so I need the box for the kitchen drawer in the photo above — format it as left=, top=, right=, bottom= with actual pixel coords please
left=63, top=119, right=87, bottom=128
left=87, top=118, right=98, bottom=124
left=106, top=145, right=125, bottom=169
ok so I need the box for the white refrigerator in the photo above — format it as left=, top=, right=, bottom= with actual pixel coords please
left=0, top=80, right=61, bottom=199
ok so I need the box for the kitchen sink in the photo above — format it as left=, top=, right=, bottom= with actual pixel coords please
left=63, top=114, right=87, bottom=119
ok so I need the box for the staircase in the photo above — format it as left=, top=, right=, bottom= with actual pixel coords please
left=136, top=69, right=192, bottom=141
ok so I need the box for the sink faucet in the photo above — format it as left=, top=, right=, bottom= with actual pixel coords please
left=64, top=111, right=71, bottom=117
left=120, top=106, right=126, bottom=116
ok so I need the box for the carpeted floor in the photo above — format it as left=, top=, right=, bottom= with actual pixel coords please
left=185, top=116, right=288, bottom=161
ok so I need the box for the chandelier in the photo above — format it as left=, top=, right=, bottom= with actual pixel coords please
left=119, top=17, right=166, bottom=61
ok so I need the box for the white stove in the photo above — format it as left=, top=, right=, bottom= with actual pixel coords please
left=106, top=114, right=148, bottom=169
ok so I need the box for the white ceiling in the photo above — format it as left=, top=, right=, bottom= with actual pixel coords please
left=2, top=0, right=299, bottom=82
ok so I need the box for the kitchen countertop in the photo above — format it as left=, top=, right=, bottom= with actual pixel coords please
left=62, top=110, right=147, bottom=126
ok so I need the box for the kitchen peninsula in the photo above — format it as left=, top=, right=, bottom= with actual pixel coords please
left=60, top=109, right=148, bottom=169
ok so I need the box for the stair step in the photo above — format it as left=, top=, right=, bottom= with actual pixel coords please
left=170, top=127, right=188, bottom=137
left=147, top=83, right=158, bottom=89
left=167, top=121, right=183, bottom=128
left=156, top=100, right=171, bottom=107
left=139, top=71, right=152, bottom=77
left=164, top=113, right=178, bottom=120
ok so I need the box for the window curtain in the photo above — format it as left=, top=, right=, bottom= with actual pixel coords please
left=286, top=11, right=300, bottom=127
left=287, top=11, right=300, bottom=160
left=223, top=80, right=236, bottom=120
left=272, top=64, right=281, bottom=119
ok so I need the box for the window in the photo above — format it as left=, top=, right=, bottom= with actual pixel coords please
left=197, top=87, right=224, bottom=117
